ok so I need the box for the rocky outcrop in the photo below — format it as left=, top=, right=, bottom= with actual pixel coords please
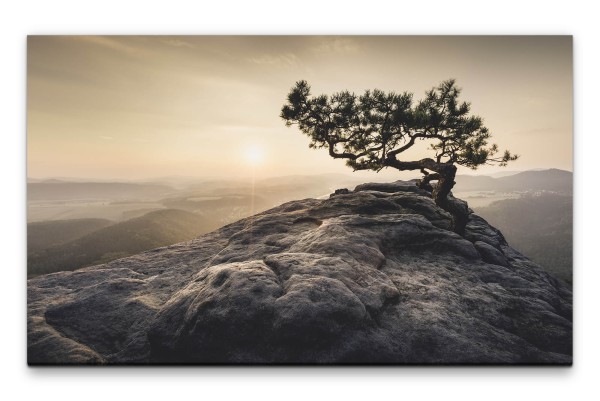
left=27, top=181, right=572, bottom=364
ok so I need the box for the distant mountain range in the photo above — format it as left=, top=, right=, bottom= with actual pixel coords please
left=28, top=168, right=573, bottom=198
left=455, top=168, right=572, bottom=193
left=28, top=218, right=113, bottom=251
left=27, top=181, right=175, bottom=201
left=27, top=209, right=220, bottom=277
left=27, top=168, right=573, bottom=281
left=454, top=168, right=573, bottom=286
left=477, top=193, right=572, bottom=286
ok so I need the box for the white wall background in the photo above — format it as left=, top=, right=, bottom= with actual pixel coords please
left=2, top=1, right=595, bottom=400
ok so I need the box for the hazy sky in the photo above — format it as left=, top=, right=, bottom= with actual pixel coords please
left=27, top=36, right=572, bottom=180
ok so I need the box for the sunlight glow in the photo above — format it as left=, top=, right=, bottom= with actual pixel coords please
left=244, top=146, right=264, bottom=165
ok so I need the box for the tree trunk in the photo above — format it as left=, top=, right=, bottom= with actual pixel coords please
left=430, top=165, right=468, bottom=236
left=385, top=157, right=469, bottom=235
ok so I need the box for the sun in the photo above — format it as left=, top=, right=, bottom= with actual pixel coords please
left=244, top=146, right=264, bottom=165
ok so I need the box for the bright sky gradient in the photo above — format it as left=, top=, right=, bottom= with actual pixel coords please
left=27, top=36, right=572, bottom=180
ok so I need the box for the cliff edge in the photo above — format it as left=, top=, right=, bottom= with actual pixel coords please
left=28, top=181, right=572, bottom=364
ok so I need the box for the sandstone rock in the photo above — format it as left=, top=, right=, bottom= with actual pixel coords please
left=354, top=180, right=429, bottom=195
left=28, top=180, right=572, bottom=364
left=330, top=188, right=350, bottom=197
left=474, top=241, right=509, bottom=267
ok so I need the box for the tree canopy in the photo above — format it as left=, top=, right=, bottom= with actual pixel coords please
left=281, top=79, right=518, bottom=234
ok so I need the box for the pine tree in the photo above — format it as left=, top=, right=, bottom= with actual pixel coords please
left=281, top=79, right=518, bottom=235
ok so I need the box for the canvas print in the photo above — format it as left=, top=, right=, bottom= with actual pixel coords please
left=27, top=36, right=573, bottom=364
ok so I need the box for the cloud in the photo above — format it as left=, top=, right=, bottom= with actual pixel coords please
left=248, top=53, right=299, bottom=66
left=312, top=38, right=359, bottom=54
left=160, top=38, right=196, bottom=49
left=72, top=36, right=142, bottom=56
